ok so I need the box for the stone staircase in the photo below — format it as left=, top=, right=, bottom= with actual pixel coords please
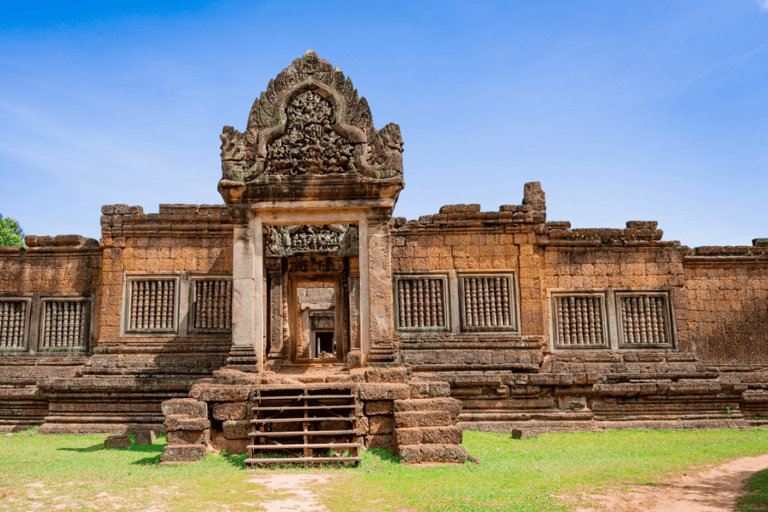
left=245, top=385, right=361, bottom=466
left=367, top=342, right=397, bottom=367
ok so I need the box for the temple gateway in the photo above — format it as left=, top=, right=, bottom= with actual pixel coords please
left=1, top=51, right=767, bottom=464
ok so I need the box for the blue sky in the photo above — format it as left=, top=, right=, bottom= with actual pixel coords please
left=1, top=0, right=766, bottom=247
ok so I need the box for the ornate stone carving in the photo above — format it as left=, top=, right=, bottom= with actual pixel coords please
left=265, top=91, right=356, bottom=175
left=265, top=225, right=358, bottom=257
left=219, top=50, right=403, bottom=184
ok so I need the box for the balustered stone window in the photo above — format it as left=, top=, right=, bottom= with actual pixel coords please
left=0, top=299, right=31, bottom=350
left=551, top=293, right=609, bottom=349
left=615, top=292, right=673, bottom=348
left=458, top=273, right=518, bottom=332
left=40, top=299, right=89, bottom=351
left=550, top=289, right=675, bottom=350
left=394, top=274, right=449, bottom=331
left=123, top=276, right=180, bottom=334
left=189, top=278, right=233, bottom=333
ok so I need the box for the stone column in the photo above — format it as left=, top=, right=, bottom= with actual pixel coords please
left=228, top=214, right=264, bottom=373
left=266, top=257, right=283, bottom=365
left=366, top=216, right=395, bottom=357
left=347, top=256, right=361, bottom=368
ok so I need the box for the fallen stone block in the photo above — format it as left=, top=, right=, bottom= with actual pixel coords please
left=160, top=444, right=207, bottom=463
left=134, top=429, right=156, bottom=445
left=104, top=435, right=131, bottom=449
left=398, top=443, right=467, bottom=464
left=161, top=398, right=207, bottom=419
left=395, top=410, right=451, bottom=428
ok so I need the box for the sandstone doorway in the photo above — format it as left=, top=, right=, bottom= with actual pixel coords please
left=288, top=273, right=346, bottom=365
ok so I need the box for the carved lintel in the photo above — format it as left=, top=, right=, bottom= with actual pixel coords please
left=266, top=224, right=358, bottom=257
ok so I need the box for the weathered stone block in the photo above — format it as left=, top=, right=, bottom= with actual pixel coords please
left=189, top=384, right=250, bottom=402
left=395, top=426, right=463, bottom=446
left=161, top=398, right=207, bottom=418
left=213, top=401, right=247, bottom=421
left=134, top=429, right=156, bottom=445
left=222, top=420, right=251, bottom=439
left=409, top=380, right=451, bottom=398
left=210, top=430, right=249, bottom=454
left=104, top=435, right=131, bottom=449
left=359, top=383, right=410, bottom=401
left=167, top=429, right=209, bottom=445
left=160, top=444, right=207, bottom=463
left=369, top=416, right=394, bottom=435
left=366, top=434, right=394, bottom=449
left=364, top=367, right=408, bottom=384
left=398, top=444, right=467, bottom=464
left=365, top=400, right=394, bottom=416
left=164, top=415, right=211, bottom=432
left=395, top=410, right=451, bottom=428
left=394, top=398, right=462, bottom=420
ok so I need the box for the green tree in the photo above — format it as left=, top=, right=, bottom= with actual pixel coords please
left=0, top=214, right=25, bottom=247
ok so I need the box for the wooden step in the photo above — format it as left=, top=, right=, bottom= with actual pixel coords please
left=252, top=405, right=357, bottom=411
left=245, top=457, right=361, bottom=465
left=250, top=429, right=359, bottom=437
left=255, top=394, right=355, bottom=401
left=251, top=416, right=358, bottom=424
left=248, top=443, right=360, bottom=450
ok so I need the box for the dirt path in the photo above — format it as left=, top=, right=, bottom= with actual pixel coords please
left=576, top=453, right=768, bottom=512
left=247, top=474, right=331, bottom=512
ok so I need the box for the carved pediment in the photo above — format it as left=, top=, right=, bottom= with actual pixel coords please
left=220, top=50, right=403, bottom=187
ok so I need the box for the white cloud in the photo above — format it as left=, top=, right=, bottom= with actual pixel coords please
left=759, top=0, right=768, bottom=11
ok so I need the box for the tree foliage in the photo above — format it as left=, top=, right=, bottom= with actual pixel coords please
left=0, top=213, right=25, bottom=247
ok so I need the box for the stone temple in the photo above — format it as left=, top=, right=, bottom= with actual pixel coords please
left=1, top=51, right=767, bottom=464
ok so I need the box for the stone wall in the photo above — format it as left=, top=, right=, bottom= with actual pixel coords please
left=683, top=244, right=768, bottom=366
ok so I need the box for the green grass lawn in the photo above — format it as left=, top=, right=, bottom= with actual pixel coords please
left=737, top=468, right=768, bottom=512
left=1, top=428, right=767, bottom=511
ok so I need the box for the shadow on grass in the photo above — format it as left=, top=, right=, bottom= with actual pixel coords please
left=221, top=451, right=248, bottom=469
left=365, top=447, right=401, bottom=465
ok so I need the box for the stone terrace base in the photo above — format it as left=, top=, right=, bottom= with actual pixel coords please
left=159, top=368, right=466, bottom=465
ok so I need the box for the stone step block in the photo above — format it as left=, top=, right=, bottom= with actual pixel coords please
left=369, top=416, right=394, bottom=435
left=160, top=444, right=207, bottom=463
left=395, top=426, right=463, bottom=446
left=213, top=401, right=247, bottom=421
left=364, top=367, right=408, bottom=384
left=359, top=383, right=410, bottom=401
left=161, top=398, right=207, bottom=419
left=394, top=398, right=462, bottom=419
left=167, top=429, right=209, bottom=445
left=398, top=443, right=467, bottom=464
left=365, top=400, right=394, bottom=416
left=164, top=415, right=211, bottom=432
left=395, top=410, right=451, bottom=428
left=189, top=384, right=250, bottom=402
